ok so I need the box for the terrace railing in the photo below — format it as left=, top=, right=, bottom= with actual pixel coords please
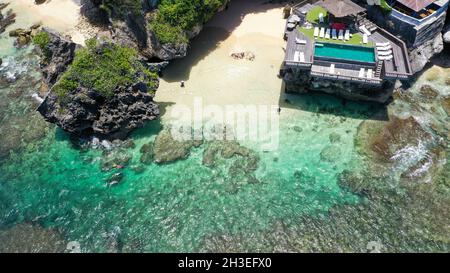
left=374, top=27, right=413, bottom=78
left=310, top=71, right=383, bottom=85
left=389, top=2, right=449, bottom=27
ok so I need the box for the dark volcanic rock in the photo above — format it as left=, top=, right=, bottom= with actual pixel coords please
left=37, top=85, right=160, bottom=139
left=35, top=30, right=160, bottom=139
left=38, top=28, right=78, bottom=89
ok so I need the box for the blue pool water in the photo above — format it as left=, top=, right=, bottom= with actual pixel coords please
left=314, top=42, right=375, bottom=63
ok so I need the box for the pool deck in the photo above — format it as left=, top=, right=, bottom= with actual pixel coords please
left=283, top=1, right=412, bottom=85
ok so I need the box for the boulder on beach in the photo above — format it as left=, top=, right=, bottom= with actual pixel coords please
left=230, top=51, right=255, bottom=61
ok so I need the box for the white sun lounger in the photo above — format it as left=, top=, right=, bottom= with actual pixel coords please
left=300, top=52, right=305, bottom=63
left=332, top=29, right=337, bottom=39
left=359, top=25, right=371, bottom=36
left=359, top=68, right=365, bottom=78
left=314, top=27, right=319, bottom=37
left=319, top=13, right=324, bottom=23
left=330, top=64, right=335, bottom=74
left=294, top=51, right=300, bottom=62
left=376, top=42, right=390, bottom=47
left=379, top=55, right=393, bottom=61
left=363, top=34, right=368, bottom=44
left=378, top=50, right=392, bottom=56
left=319, top=27, right=325, bottom=38
left=325, top=29, right=331, bottom=39
left=296, top=38, right=307, bottom=44
left=344, top=29, right=350, bottom=41
left=367, top=69, right=373, bottom=79
left=338, top=29, right=344, bottom=40
left=376, top=45, right=392, bottom=51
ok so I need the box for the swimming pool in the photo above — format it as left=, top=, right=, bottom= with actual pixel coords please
left=314, top=42, right=375, bottom=64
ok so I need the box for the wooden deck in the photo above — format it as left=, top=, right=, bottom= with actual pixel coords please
left=283, top=1, right=412, bottom=85
left=284, top=29, right=314, bottom=68
left=369, top=29, right=412, bottom=80
left=311, top=60, right=382, bottom=85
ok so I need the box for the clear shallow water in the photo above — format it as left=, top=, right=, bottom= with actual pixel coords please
left=0, top=40, right=373, bottom=252
left=0, top=6, right=449, bottom=252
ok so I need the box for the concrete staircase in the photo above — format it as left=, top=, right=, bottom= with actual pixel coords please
left=375, top=61, right=383, bottom=78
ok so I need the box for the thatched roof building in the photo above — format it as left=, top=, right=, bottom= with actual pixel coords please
left=321, top=0, right=366, bottom=18
left=396, top=0, right=437, bottom=12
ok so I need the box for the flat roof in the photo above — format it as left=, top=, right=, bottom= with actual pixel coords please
left=320, top=0, right=366, bottom=18
left=396, top=0, right=437, bottom=12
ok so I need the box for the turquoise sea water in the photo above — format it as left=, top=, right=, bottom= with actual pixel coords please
left=0, top=16, right=449, bottom=252
left=0, top=39, right=371, bottom=251
left=315, top=42, right=376, bottom=63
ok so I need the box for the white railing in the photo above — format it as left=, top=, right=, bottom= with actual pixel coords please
left=389, top=2, right=448, bottom=26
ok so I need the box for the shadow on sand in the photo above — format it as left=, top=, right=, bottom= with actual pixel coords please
left=161, top=0, right=287, bottom=83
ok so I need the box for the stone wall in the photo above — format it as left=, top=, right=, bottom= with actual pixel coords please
left=282, top=68, right=396, bottom=103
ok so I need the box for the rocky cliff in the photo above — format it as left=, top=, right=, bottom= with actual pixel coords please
left=80, top=0, right=229, bottom=61
left=36, top=29, right=160, bottom=139
left=283, top=69, right=396, bottom=103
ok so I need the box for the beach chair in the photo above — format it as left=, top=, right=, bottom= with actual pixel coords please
left=363, top=34, right=368, bottom=44
left=332, top=29, right=337, bottom=40
left=325, top=29, right=331, bottom=39
left=300, top=52, right=305, bottom=63
left=338, top=30, right=344, bottom=40
left=367, top=69, right=373, bottom=79
left=330, top=64, right=335, bottom=74
left=379, top=55, right=393, bottom=61
left=314, top=27, right=319, bottom=37
left=376, top=45, right=392, bottom=51
left=319, top=27, right=325, bottom=38
left=358, top=68, right=365, bottom=78
left=319, top=13, right=324, bottom=23
left=378, top=50, right=392, bottom=56
left=294, top=51, right=300, bottom=62
left=344, top=30, right=350, bottom=41
left=376, top=42, right=390, bottom=47
left=359, top=25, right=371, bottom=36
left=295, top=38, right=307, bottom=45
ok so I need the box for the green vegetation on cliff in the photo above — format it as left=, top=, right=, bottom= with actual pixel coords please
left=32, top=31, right=51, bottom=61
left=379, top=0, right=393, bottom=13
left=53, top=39, right=158, bottom=103
left=96, top=0, right=144, bottom=19
left=149, top=0, right=227, bottom=45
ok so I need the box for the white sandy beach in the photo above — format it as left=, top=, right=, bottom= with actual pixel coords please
left=155, top=0, right=287, bottom=118
left=6, top=0, right=87, bottom=44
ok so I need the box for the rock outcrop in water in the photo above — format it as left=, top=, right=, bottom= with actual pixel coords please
left=0, top=3, right=16, bottom=34
left=35, top=29, right=160, bottom=139
left=139, top=129, right=202, bottom=164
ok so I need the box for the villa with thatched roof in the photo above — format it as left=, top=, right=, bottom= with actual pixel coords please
left=321, top=0, right=365, bottom=18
